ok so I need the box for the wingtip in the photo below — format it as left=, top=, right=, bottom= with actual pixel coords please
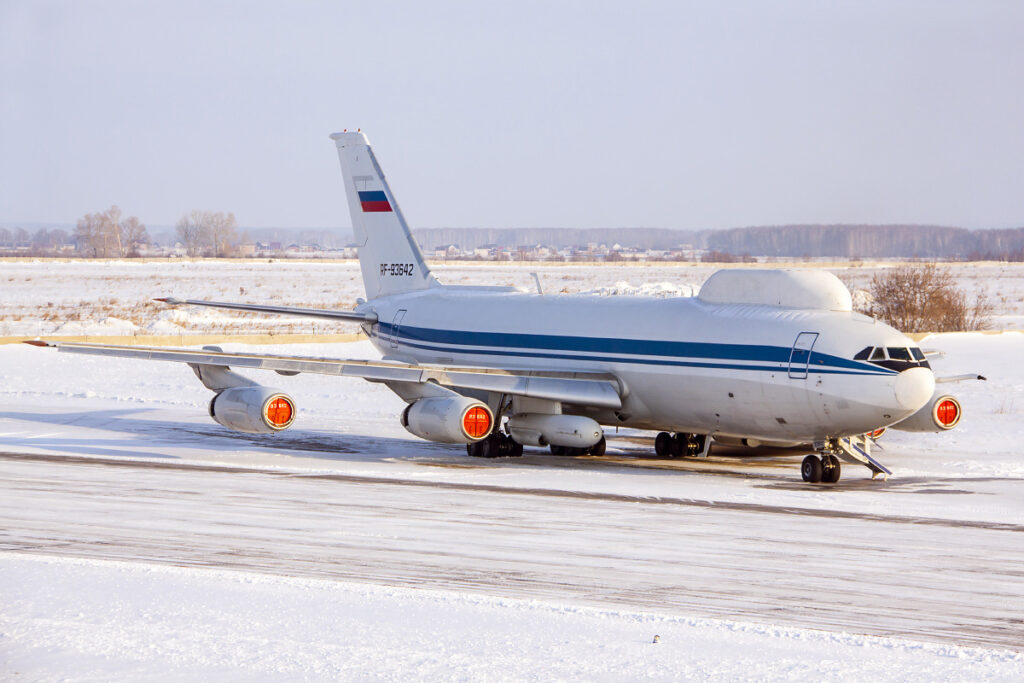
left=154, top=297, right=182, bottom=305
left=23, top=340, right=52, bottom=347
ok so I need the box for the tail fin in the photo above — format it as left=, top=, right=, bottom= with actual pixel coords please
left=330, top=131, right=439, bottom=300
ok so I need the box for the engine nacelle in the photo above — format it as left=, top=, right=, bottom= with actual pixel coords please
left=209, top=386, right=296, bottom=434
left=889, top=391, right=962, bottom=432
left=401, top=396, right=493, bottom=444
left=506, top=413, right=603, bottom=448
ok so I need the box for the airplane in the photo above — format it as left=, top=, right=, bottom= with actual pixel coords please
left=28, top=130, right=976, bottom=484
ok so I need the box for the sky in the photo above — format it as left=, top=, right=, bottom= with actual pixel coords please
left=2, top=1, right=1023, bottom=231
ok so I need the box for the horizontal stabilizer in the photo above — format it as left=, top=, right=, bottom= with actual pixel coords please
left=155, top=298, right=377, bottom=323
left=936, top=373, right=987, bottom=383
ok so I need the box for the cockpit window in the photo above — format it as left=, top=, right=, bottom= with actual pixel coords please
left=853, top=346, right=872, bottom=361
left=869, top=347, right=887, bottom=361
left=887, top=347, right=912, bottom=362
left=911, top=347, right=925, bottom=361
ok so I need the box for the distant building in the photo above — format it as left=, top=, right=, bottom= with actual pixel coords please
left=433, top=244, right=461, bottom=259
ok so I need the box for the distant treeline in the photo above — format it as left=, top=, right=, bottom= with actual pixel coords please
left=412, top=228, right=700, bottom=251
left=414, top=224, right=1024, bottom=260
left=5, top=222, right=1024, bottom=260
left=703, top=224, right=1024, bottom=260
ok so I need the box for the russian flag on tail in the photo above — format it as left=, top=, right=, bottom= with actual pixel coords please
left=359, top=190, right=392, bottom=213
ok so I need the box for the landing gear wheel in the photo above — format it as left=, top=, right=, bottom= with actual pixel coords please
left=550, top=444, right=566, bottom=456
left=467, top=434, right=522, bottom=458
left=801, top=454, right=823, bottom=483
left=670, top=433, right=685, bottom=458
left=821, top=454, right=841, bottom=483
left=654, top=432, right=673, bottom=457
left=588, top=436, right=607, bottom=457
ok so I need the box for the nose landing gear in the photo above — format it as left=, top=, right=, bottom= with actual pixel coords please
left=802, top=435, right=891, bottom=483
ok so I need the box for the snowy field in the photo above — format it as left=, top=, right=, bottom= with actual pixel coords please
left=2, top=259, right=1024, bottom=679
left=2, top=332, right=1024, bottom=679
left=3, top=259, right=1024, bottom=337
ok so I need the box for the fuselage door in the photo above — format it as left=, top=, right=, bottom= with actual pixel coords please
left=788, top=332, right=819, bottom=379
left=390, top=309, right=407, bottom=349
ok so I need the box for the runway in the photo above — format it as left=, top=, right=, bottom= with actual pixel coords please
left=3, top=452, right=1022, bottom=650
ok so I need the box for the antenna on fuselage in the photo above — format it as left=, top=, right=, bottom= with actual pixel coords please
left=531, top=272, right=544, bottom=295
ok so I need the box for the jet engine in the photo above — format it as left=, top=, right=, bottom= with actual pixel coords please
left=890, top=391, right=962, bottom=432
left=209, top=386, right=296, bottom=434
left=506, top=413, right=603, bottom=448
left=401, top=396, right=493, bottom=444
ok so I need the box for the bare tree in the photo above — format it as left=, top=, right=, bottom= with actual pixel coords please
left=120, top=215, right=149, bottom=255
left=860, top=263, right=992, bottom=333
left=100, top=205, right=124, bottom=257
left=31, top=228, right=50, bottom=248
left=73, top=206, right=146, bottom=257
left=176, top=210, right=238, bottom=257
left=0, top=227, right=10, bottom=250
left=206, top=211, right=238, bottom=257
left=176, top=210, right=209, bottom=256
left=75, top=212, right=104, bottom=256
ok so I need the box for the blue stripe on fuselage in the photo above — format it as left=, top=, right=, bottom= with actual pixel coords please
left=375, top=322, right=895, bottom=376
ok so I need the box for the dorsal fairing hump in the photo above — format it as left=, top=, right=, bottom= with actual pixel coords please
left=698, top=269, right=853, bottom=311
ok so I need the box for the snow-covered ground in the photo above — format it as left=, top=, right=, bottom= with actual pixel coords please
left=2, top=331, right=1023, bottom=678
left=2, top=259, right=1024, bottom=678
left=4, top=554, right=1021, bottom=681
left=3, top=259, right=1024, bottom=336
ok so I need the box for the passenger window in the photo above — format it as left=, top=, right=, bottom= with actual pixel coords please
left=911, top=348, right=925, bottom=361
left=870, top=347, right=887, bottom=361
left=853, top=347, right=872, bottom=360
left=888, top=347, right=912, bottom=361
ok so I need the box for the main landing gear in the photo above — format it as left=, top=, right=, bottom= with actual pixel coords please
left=467, top=433, right=523, bottom=458
left=654, top=432, right=710, bottom=459
left=801, top=454, right=841, bottom=483
left=467, top=434, right=608, bottom=458
left=549, top=435, right=606, bottom=457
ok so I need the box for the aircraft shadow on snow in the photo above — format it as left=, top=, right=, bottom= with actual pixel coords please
left=0, top=407, right=1001, bottom=495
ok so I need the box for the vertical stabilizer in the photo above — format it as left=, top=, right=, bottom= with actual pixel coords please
left=330, top=131, right=439, bottom=300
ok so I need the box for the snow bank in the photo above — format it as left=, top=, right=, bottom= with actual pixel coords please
left=3, top=554, right=1020, bottom=681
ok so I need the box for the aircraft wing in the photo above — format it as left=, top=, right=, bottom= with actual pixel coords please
left=154, top=298, right=378, bottom=323
left=25, top=341, right=623, bottom=409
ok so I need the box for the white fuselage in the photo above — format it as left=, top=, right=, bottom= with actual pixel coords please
left=358, top=287, right=934, bottom=442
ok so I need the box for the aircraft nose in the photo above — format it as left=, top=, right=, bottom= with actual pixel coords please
left=894, top=366, right=935, bottom=411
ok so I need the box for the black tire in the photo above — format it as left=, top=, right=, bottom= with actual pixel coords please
left=670, top=433, right=685, bottom=459
left=550, top=444, right=565, bottom=455
left=477, top=436, right=502, bottom=458
left=801, top=454, right=823, bottom=483
left=508, top=438, right=524, bottom=458
left=654, top=432, right=672, bottom=457
left=588, top=436, right=607, bottom=457
left=822, top=454, right=841, bottom=483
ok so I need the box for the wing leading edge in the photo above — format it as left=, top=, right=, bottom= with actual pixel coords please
left=154, top=298, right=378, bottom=324
left=25, top=341, right=623, bottom=409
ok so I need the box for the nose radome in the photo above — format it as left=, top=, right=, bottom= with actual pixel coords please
left=894, top=367, right=935, bottom=411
